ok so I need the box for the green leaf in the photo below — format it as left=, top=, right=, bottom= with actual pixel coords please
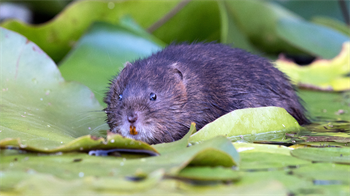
left=151, top=0, right=221, bottom=44
left=218, top=0, right=303, bottom=55
left=275, top=42, right=350, bottom=91
left=0, top=134, right=159, bottom=155
left=312, top=17, right=350, bottom=37
left=153, top=122, right=196, bottom=155
left=1, top=0, right=179, bottom=62
left=58, top=21, right=164, bottom=106
left=240, top=152, right=311, bottom=170
left=233, top=143, right=310, bottom=170
left=237, top=170, right=312, bottom=194
left=0, top=27, right=107, bottom=149
left=298, top=90, right=350, bottom=121
left=176, top=167, right=240, bottom=181
left=9, top=169, right=164, bottom=195
left=0, top=136, right=239, bottom=191
left=189, top=107, right=300, bottom=144
left=276, top=18, right=349, bottom=59
left=274, top=0, right=347, bottom=23
left=233, top=142, right=292, bottom=155
left=293, top=163, right=350, bottom=184
left=291, top=148, right=350, bottom=164
left=217, top=1, right=259, bottom=53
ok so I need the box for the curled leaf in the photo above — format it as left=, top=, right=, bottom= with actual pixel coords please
left=275, top=42, right=350, bottom=91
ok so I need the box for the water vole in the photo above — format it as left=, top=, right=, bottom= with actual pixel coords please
left=104, top=43, right=308, bottom=144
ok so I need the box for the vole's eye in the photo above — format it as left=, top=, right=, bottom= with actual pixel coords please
left=150, top=93, right=157, bottom=101
left=118, top=94, right=123, bottom=101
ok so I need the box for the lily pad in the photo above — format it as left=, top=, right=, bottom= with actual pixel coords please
left=0, top=134, right=159, bottom=155
left=10, top=169, right=164, bottom=195
left=58, top=21, right=164, bottom=105
left=291, top=147, right=350, bottom=164
left=189, top=107, right=300, bottom=144
left=0, top=136, right=240, bottom=191
left=275, top=42, right=350, bottom=91
left=233, top=143, right=310, bottom=170
left=292, top=163, right=350, bottom=184
left=176, top=167, right=240, bottom=181
left=0, top=27, right=107, bottom=149
left=298, top=90, right=350, bottom=121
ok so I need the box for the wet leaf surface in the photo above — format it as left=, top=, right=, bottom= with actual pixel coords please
left=190, top=107, right=300, bottom=143
left=0, top=27, right=107, bottom=149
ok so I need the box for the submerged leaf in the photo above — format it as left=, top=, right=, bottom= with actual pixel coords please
left=189, top=107, right=300, bottom=144
left=275, top=42, right=350, bottom=91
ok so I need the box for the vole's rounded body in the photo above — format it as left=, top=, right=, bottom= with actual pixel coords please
left=104, top=43, right=308, bottom=144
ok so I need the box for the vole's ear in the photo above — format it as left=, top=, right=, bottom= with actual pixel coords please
left=170, top=63, right=183, bottom=81
left=124, top=61, right=132, bottom=67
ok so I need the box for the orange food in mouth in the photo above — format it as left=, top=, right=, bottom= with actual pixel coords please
left=130, top=125, right=138, bottom=135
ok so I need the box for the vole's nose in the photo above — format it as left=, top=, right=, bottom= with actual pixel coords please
left=127, top=112, right=138, bottom=123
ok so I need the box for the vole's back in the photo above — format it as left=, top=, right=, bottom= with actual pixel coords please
left=145, top=43, right=308, bottom=126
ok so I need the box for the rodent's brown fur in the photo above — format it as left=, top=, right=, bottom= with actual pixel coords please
left=104, top=43, right=309, bottom=144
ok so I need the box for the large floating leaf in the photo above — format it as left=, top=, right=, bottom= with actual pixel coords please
left=291, top=148, right=350, bottom=164
left=275, top=42, right=350, bottom=91
left=0, top=134, right=158, bottom=155
left=0, top=0, right=177, bottom=62
left=0, top=122, right=240, bottom=192
left=293, top=163, right=350, bottom=184
left=58, top=21, right=164, bottom=105
left=189, top=107, right=300, bottom=144
left=233, top=143, right=310, bottom=170
left=276, top=19, right=349, bottom=59
left=298, top=90, right=350, bottom=121
left=0, top=27, right=107, bottom=149
left=2, top=169, right=164, bottom=195
left=176, top=167, right=240, bottom=181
